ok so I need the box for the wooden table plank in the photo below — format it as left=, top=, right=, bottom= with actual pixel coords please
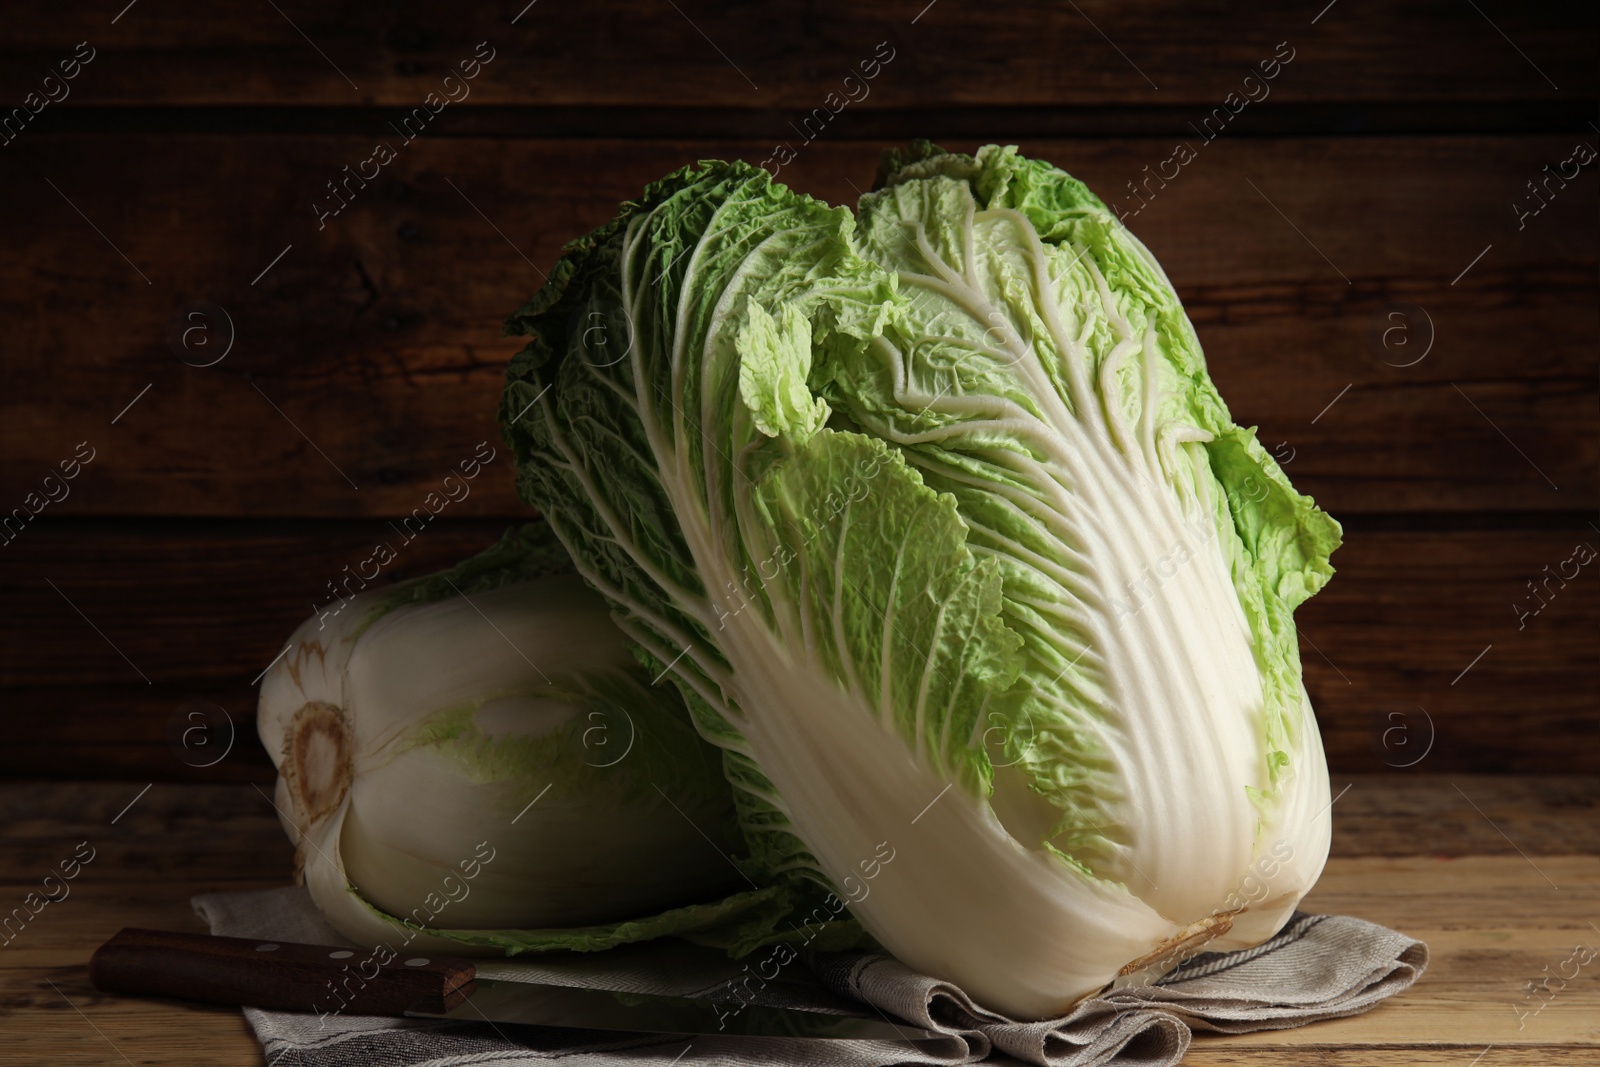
left=1215, top=918, right=1600, bottom=1046
left=1, top=779, right=1595, bottom=1064
left=1303, top=855, right=1598, bottom=930
left=2, top=985, right=262, bottom=1067
left=3, top=522, right=1593, bottom=778
left=0, top=1, right=1591, bottom=108
left=0, top=135, right=1591, bottom=519
left=1187, top=1052, right=1600, bottom=1066
left=1219, top=925, right=1600, bottom=1046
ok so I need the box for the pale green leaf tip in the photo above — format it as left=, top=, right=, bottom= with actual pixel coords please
left=737, top=300, right=831, bottom=440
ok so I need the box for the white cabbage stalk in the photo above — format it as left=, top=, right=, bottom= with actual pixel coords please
left=258, top=572, right=742, bottom=954
left=501, top=145, right=1341, bottom=1017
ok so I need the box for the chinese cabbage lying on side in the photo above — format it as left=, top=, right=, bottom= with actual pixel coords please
left=499, top=144, right=1341, bottom=1019
left=257, top=526, right=788, bottom=957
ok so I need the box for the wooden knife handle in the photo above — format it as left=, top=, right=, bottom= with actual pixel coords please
left=89, top=927, right=476, bottom=1016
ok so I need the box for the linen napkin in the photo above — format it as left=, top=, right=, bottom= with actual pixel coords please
left=193, top=886, right=1426, bottom=1067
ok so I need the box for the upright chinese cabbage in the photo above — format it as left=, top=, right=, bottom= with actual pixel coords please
left=500, top=144, right=1341, bottom=1019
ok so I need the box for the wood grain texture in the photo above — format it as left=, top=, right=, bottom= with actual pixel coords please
left=3, top=521, right=1594, bottom=779
left=1298, top=524, right=1600, bottom=774
left=32, top=101, right=1600, bottom=142
left=1185, top=1052, right=1600, bottom=1065
left=0, top=135, right=1591, bottom=519
left=0, top=1, right=1592, bottom=108
left=0, top=520, right=505, bottom=782
left=1324, top=775, right=1598, bottom=858
left=0, top=779, right=1595, bottom=1064
left=1214, top=923, right=1600, bottom=1046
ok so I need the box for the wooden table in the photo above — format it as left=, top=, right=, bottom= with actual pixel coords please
left=1, top=776, right=1594, bottom=1064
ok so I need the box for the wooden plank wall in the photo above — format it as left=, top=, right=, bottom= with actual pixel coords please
left=0, top=2, right=1594, bottom=781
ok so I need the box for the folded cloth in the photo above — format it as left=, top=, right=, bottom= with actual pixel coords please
left=193, top=887, right=1426, bottom=1067
left=809, top=913, right=1429, bottom=1065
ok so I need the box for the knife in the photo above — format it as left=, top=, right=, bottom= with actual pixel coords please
left=89, top=928, right=944, bottom=1045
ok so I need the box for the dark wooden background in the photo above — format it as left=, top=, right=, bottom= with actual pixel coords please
left=0, top=2, right=1593, bottom=782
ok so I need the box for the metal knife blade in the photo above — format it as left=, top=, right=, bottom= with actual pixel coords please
left=412, top=978, right=947, bottom=1044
